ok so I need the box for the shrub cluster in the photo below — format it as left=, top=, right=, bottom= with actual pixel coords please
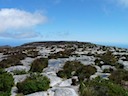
left=57, top=61, right=96, bottom=81
left=57, top=61, right=83, bottom=79
left=109, top=69, right=128, bottom=85
left=0, top=53, right=26, bottom=68
left=48, top=49, right=75, bottom=59
left=101, top=51, right=117, bottom=66
left=76, top=65, right=97, bottom=81
left=17, top=73, right=50, bottom=95
left=0, top=68, right=14, bottom=96
left=95, top=51, right=118, bottom=67
left=79, top=77, right=128, bottom=96
left=30, top=58, right=48, bottom=72
left=27, top=50, right=39, bottom=58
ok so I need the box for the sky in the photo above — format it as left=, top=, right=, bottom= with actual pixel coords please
left=0, top=0, right=128, bottom=47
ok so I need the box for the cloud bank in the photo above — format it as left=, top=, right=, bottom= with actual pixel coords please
left=0, top=8, right=47, bottom=38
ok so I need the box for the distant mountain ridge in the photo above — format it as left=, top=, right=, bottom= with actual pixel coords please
left=21, top=41, right=94, bottom=47
left=0, top=45, right=11, bottom=48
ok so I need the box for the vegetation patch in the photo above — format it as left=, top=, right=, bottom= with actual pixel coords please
left=57, top=61, right=96, bottom=81
left=109, top=69, right=128, bottom=85
left=17, top=73, right=50, bottom=95
left=30, top=58, right=48, bottom=72
left=101, top=51, right=117, bottom=66
left=95, top=51, right=118, bottom=67
left=26, top=50, right=39, bottom=58
left=0, top=68, right=14, bottom=96
left=0, top=53, right=26, bottom=68
left=76, top=65, right=97, bottom=81
left=57, top=61, right=84, bottom=79
left=79, top=77, right=128, bottom=96
left=48, top=49, right=75, bottom=59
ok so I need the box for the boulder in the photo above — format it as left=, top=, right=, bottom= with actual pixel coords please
left=54, top=88, right=78, bottom=96
left=13, top=74, right=28, bottom=84
left=43, top=74, right=62, bottom=87
left=26, top=92, right=47, bottom=96
left=58, top=79, right=72, bottom=87
left=5, top=65, right=28, bottom=72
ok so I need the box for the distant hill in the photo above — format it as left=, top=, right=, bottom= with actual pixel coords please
left=0, top=45, right=11, bottom=48
left=21, top=41, right=95, bottom=47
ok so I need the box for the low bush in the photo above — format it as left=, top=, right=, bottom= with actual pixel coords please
left=57, top=61, right=84, bottom=79
left=0, top=92, right=10, bottom=96
left=0, top=68, right=14, bottom=95
left=27, top=50, right=39, bottom=58
left=0, top=53, right=26, bottom=68
left=63, top=61, right=83, bottom=71
left=17, top=73, right=50, bottom=95
left=30, top=58, right=48, bottom=72
left=79, top=77, right=128, bottom=96
left=0, top=58, right=20, bottom=68
left=57, top=70, right=68, bottom=78
left=76, top=65, right=96, bottom=81
left=48, top=49, right=75, bottom=59
left=101, top=51, right=117, bottom=66
left=109, top=69, right=128, bottom=85
left=16, top=93, right=24, bottom=96
left=57, top=61, right=96, bottom=81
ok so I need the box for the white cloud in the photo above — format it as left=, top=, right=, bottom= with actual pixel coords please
left=0, top=8, right=47, bottom=38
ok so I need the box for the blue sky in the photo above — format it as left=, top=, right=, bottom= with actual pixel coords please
left=0, top=0, right=128, bottom=46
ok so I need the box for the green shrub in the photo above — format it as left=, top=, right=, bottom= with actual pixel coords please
left=101, top=51, right=117, bottom=66
left=27, top=51, right=39, bottom=58
left=0, top=58, right=20, bottom=68
left=107, top=82, right=128, bottom=96
left=76, top=65, right=96, bottom=81
left=79, top=82, right=95, bottom=96
left=16, top=93, right=24, bottom=96
left=0, top=53, right=26, bottom=68
left=0, top=92, right=10, bottom=96
left=57, top=61, right=96, bottom=81
left=0, top=69, right=14, bottom=95
left=0, top=68, right=6, bottom=74
left=30, top=58, right=48, bottom=72
left=56, top=70, right=67, bottom=78
left=57, top=61, right=84, bottom=79
left=63, top=61, right=83, bottom=72
left=109, top=69, right=128, bottom=84
left=48, top=49, right=75, bottom=59
left=79, top=77, right=128, bottom=96
left=17, top=74, right=50, bottom=95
